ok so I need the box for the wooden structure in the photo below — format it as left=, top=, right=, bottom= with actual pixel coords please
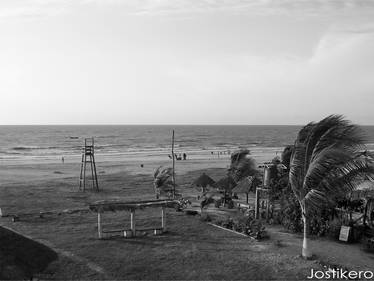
left=254, top=163, right=286, bottom=220
left=89, top=199, right=180, bottom=239
left=255, top=187, right=270, bottom=220
left=79, top=138, right=99, bottom=192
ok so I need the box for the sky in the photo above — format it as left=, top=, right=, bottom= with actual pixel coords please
left=0, top=0, right=374, bottom=125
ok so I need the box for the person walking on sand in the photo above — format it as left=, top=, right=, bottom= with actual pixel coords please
left=61, top=156, right=65, bottom=163
left=183, top=153, right=187, bottom=160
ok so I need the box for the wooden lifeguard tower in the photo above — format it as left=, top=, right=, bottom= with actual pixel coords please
left=79, top=138, right=99, bottom=192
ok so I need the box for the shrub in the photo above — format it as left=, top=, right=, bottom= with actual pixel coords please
left=227, top=199, right=234, bottom=209
left=200, top=213, right=212, bottom=222
left=326, top=218, right=342, bottom=239
left=364, top=238, right=374, bottom=253
left=214, top=199, right=222, bottom=208
left=279, top=192, right=303, bottom=233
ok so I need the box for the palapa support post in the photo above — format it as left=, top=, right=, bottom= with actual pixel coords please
left=255, top=188, right=260, bottom=219
left=79, top=138, right=99, bottom=192
left=161, top=207, right=166, bottom=232
left=97, top=212, right=102, bottom=239
left=130, top=210, right=136, bottom=237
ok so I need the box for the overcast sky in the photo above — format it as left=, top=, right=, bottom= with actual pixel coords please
left=0, top=0, right=373, bottom=125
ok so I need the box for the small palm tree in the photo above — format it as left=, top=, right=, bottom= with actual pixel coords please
left=153, top=166, right=174, bottom=199
left=289, top=115, right=374, bottom=258
left=229, top=149, right=258, bottom=184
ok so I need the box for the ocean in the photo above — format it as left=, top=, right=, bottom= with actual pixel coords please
left=1, top=125, right=374, bottom=164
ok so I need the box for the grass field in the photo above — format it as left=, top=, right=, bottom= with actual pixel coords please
left=0, top=161, right=373, bottom=280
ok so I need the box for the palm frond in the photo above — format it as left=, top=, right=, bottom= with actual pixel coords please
left=311, top=116, right=366, bottom=159
left=304, top=154, right=374, bottom=211
left=289, top=115, right=374, bottom=213
left=229, top=151, right=258, bottom=183
left=303, top=148, right=353, bottom=192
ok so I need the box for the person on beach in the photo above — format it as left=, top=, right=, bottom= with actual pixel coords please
left=61, top=156, right=64, bottom=163
left=183, top=153, right=187, bottom=160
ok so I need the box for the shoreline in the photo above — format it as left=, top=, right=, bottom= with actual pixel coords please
left=0, top=145, right=284, bottom=165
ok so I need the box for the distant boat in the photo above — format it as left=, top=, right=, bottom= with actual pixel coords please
left=69, top=136, right=79, bottom=139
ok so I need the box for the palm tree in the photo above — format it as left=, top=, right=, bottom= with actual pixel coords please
left=289, top=115, right=374, bottom=258
left=153, top=166, right=174, bottom=199
left=229, top=149, right=258, bottom=184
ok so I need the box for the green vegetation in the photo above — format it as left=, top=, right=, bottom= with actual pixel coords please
left=288, top=115, right=374, bottom=258
left=153, top=166, right=174, bottom=198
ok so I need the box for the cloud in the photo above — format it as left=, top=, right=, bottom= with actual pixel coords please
left=2, top=0, right=374, bottom=19
left=0, top=0, right=72, bottom=19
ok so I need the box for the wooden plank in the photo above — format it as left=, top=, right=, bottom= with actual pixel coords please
left=135, top=227, right=163, bottom=232
left=102, top=229, right=131, bottom=234
left=154, top=229, right=163, bottom=235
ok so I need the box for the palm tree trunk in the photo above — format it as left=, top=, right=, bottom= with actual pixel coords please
left=301, top=203, right=312, bottom=259
left=153, top=184, right=159, bottom=199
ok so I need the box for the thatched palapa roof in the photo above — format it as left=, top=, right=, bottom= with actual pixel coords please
left=193, top=173, right=216, bottom=188
left=215, top=176, right=236, bottom=192
left=232, top=176, right=254, bottom=193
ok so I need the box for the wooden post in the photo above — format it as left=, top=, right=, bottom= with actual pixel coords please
left=130, top=210, right=136, bottom=236
left=97, top=212, right=102, bottom=239
left=161, top=207, right=166, bottom=232
left=171, top=130, right=176, bottom=199
left=255, top=188, right=260, bottom=219
left=83, top=153, right=87, bottom=191
left=363, top=201, right=368, bottom=226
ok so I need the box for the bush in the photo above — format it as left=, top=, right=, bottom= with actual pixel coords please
left=227, top=199, right=234, bottom=209
left=326, top=218, right=342, bottom=240
left=200, top=213, right=212, bottom=222
left=364, top=238, right=374, bottom=253
left=214, top=199, right=222, bottom=208
left=215, top=215, right=267, bottom=239
left=279, top=192, right=303, bottom=233
left=277, top=186, right=338, bottom=236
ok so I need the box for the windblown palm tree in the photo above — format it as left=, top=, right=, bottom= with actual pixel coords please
left=289, top=115, right=374, bottom=258
left=153, top=166, right=174, bottom=199
left=229, top=149, right=258, bottom=184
